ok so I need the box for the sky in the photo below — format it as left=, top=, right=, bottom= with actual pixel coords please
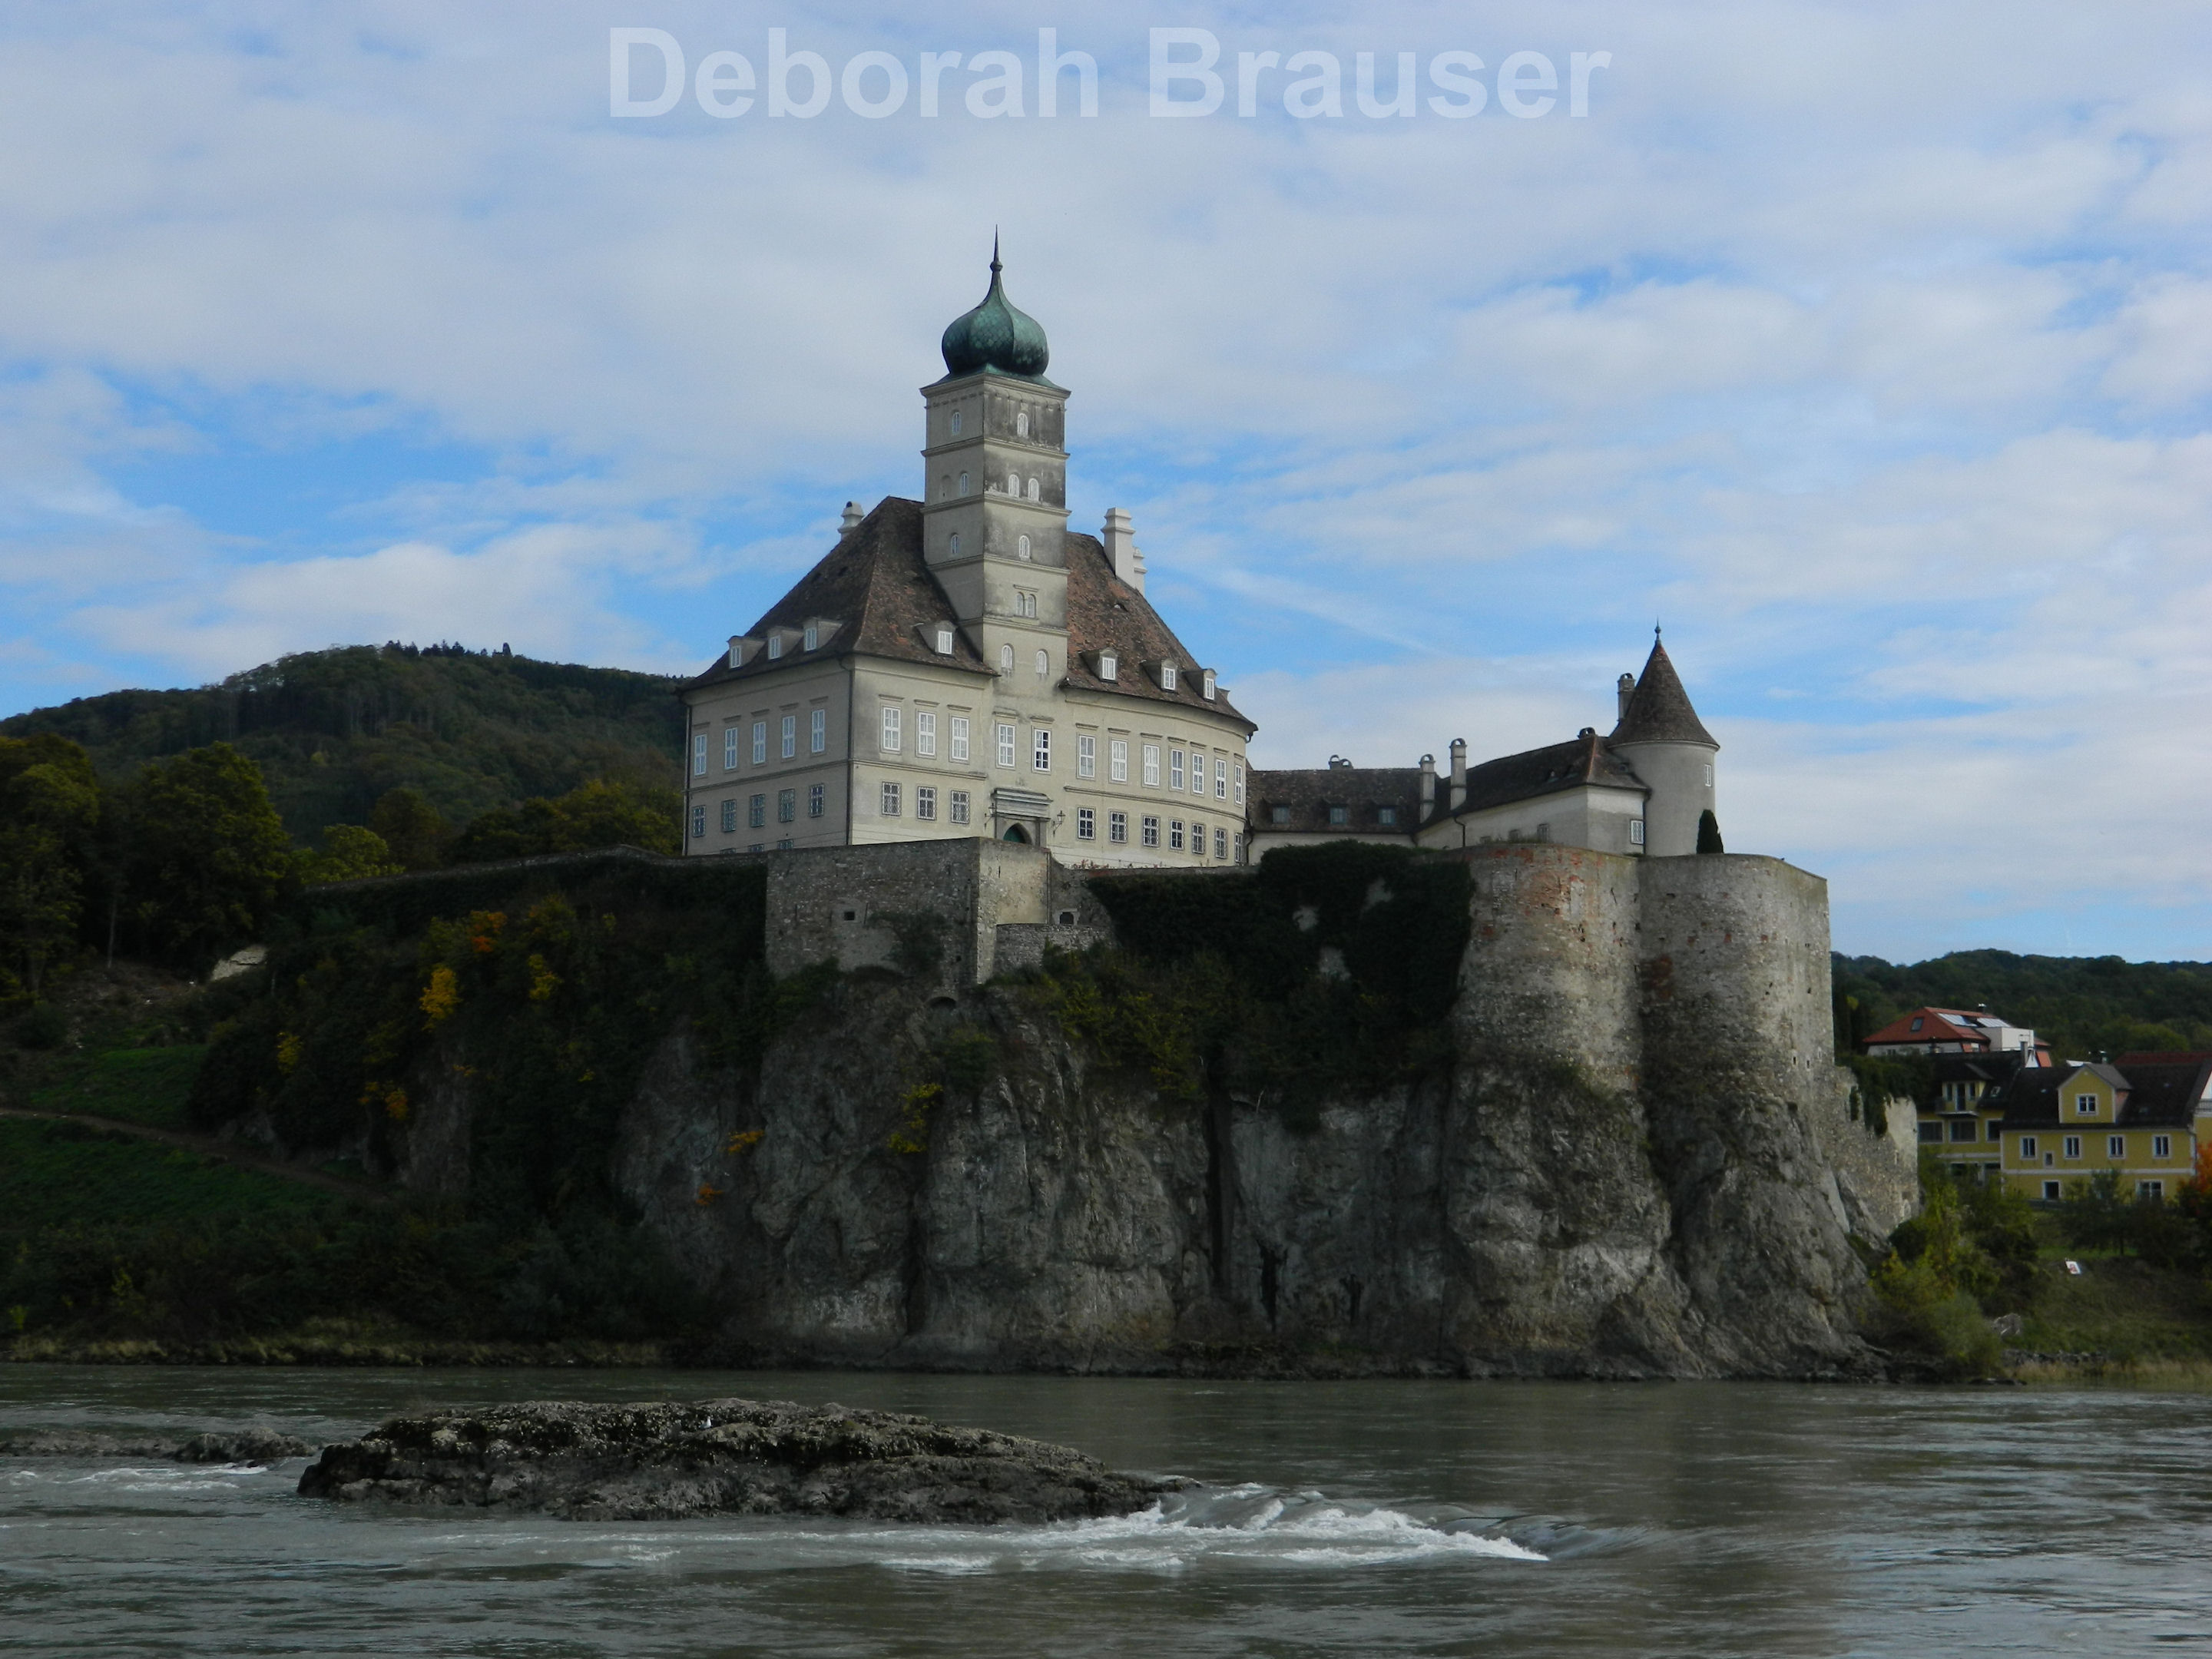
left=2, top=2, right=2209, bottom=962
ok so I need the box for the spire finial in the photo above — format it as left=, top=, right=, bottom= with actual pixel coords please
left=991, top=228, right=1001, bottom=274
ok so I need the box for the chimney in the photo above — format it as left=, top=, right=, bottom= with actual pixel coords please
left=839, top=502, right=864, bottom=535
left=1616, top=672, right=1635, bottom=722
left=1419, top=753, right=1436, bottom=820
left=1449, top=737, right=1467, bottom=812
left=1103, top=508, right=1147, bottom=592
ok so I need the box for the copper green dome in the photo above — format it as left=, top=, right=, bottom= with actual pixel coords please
left=939, top=241, right=1052, bottom=382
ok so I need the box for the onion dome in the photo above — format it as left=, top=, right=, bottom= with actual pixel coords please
left=939, top=239, right=1051, bottom=382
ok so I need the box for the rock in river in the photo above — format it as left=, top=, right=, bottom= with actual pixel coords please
left=296, top=1398, right=1177, bottom=1523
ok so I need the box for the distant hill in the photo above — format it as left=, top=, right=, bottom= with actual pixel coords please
left=1, top=644, right=684, bottom=843
left=1835, top=949, right=2212, bottom=1062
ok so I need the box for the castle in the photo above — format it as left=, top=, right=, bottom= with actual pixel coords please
left=681, top=252, right=1724, bottom=869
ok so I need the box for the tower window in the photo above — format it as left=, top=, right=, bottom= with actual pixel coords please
left=959, top=471, right=969, bottom=495
left=1016, top=409, right=1029, bottom=438
left=1025, top=476, right=1039, bottom=501
left=950, top=409, right=962, bottom=435
left=1018, top=534, right=1031, bottom=560
left=1035, top=648, right=1048, bottom=680
left=949, top=533, right=961, bottom=557
left=1215, top=759, right=1228, bottom=800
left=999, top=644, right=1014, bottom=674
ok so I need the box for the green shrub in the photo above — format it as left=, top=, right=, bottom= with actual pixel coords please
left=14, top=1002, right=66, bottom=1050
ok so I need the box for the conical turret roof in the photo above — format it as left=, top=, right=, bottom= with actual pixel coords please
left=1609, top=635, right=1717, bottom=748
left=938, top=239, right=1053, bottom=383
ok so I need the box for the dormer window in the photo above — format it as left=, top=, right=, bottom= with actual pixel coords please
left=1270, top=805, right=1290, bottom=825
left=934, top=626, right=954, bottom=654
left=727, top=637, right=745, bottom=669
left=1098, top=651, right=1118, bottom=680
left=767, top=634, right=783, bottom=661
left=1909, top=1016, right=1924, bottom=1031
left=1160, top=663, right=1178, bottom=692
left=1328, top=805, right=1348, bottom=826
left=803, top=623, right=818, bottom=651
left=1201, top=669, right=1216, bottom=700
left=1377, top=806, right=1397, bottom=826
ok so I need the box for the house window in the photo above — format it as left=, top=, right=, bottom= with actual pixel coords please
left=881, top=707, right=902, bottom=753
left=1033, top=730, right=1051, bottom=771
left=1099, top=651, right=1118, bottom=680
left=810, top=709, right=826, bottom=753
left=808, top=784, right=824, bottom=818
left=2154, top=1135, right=2172, bottom=1159
left=1377, top=806, right=1398, bottom=826
left=2140, top=1180, right=2166, bottom=1200
left=935, top=626, right=954, bottom=654
left=1190, top=819, right=1205, bottom=856
left=1161, top=664, right=1177, bottom=692
left=1078, top=734, right=1096, bottom=779
left=1270, top=805, right=1290, bottom=825
left=1214, top=827, right=1227, bottom=859
left=781, top=715, right=796, bottom=759
left=1171, top=750, right=1184, bottom=790
left=1215, top=758, right=1228, bottom=800
left=1109, top=811, right=1128, bottom=844
left=950, top=717, right=970, bottom=762
left=1233, top=762, right=1244, bottom=805
left=2042, top=1181, right=2061, bottom=1200
left=723, top=728, right=739, bottom=770
left=803, top=623, right=818, bottom=651
left=1988, top=1120, right=2003, bottom=1142
left=2064, top=1136, right=2081, bottom=1159
left=1630, top=820, right=1646, bottom=846
left=1909, top=1016, right=1924, bottom=1031
left=916, top=786, right=936, bottom=821
left=720, top=798, right=737, bottom=833
left=916, top=711, right=936, bottom=758
left=767, top=634, right=782, bottom=660
left=1202, top=670, right=1216, bottom=700
left=996, top=724, right=1016, bottom=767
left=690, top=805, right=706, bottom=838
left=1328, top=805, right=1349, bottom=826
left=880, top=783, right=901, bottom=816
left=692, top=734, right=707, bottom=777
left=1110, top=739, right=1128, bottom=781
left=748, top=793, right=767, bottom=829
left=1142, top=744, right=1161, bottom=786
left=1077, top=807, right=1095, bottom=840
left=753, top=721, right=768, bottom=765
left=949, top=790, right=971, bottom=825
left=778, top=788, right=796, bottom=823
left=1917, top=1121, right=1942, bottom=1144
left=999, top=644, right=1014, bottom=673
left=1949, top=1119, right=1977, bottom=1143
left=1018, top=534, right=1031, bottom=561
left=1141, top=815, right=1160, bottom=848
left=2108, top=1135, right=2126, bottom=1159
left=2075, top=1094, right=2097, bottom=1115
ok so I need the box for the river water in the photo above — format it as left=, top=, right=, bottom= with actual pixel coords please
left=3, top=1366, right=2207, bottom=1656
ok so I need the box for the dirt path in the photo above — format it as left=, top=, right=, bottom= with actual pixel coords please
left=0, top=1107, right=391, bottom=1202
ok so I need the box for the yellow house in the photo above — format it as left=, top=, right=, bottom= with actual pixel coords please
left=1916, top=1053, right=2025, bottom=1183
left=1995, top=1055, right=2212, bottom=1203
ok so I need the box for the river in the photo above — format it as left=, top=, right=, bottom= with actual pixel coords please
left=3, top=1366, right=2207, bottom=1656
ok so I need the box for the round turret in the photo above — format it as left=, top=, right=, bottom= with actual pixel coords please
left=939, top=245, right=1050, bottom=381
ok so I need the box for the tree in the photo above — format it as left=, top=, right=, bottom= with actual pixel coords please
left=1697, top=809, right=1725, bottom=854
left=0, top=733, right=102, bottom=1000
left=123, top=743, right=293, bottom=967
left=449, top=780, right=680, bottom=863
left=297, top=824, right=405, bottom=885
left=369, top=787, right=453, bottom=870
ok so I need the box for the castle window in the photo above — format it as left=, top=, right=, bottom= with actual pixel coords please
left=1202, top=670, right=1216, bottom=700
left=880, top=782, right=901, bottom=816
left=1190, top=820, right=1204, bottom=857
left=1078, top=734, right=1096, bottom=779
left=1233, top=762, right=1244, bottom=805
left=1142, top=744, right=1160, bottom=786
left=724, top=728, right=739, bottom=770
left=690, top=805, right=706, bottom=839
left=1141, top=815, right=1160, bottom=848
left=1704, top=763, right=1714, bottom=787
left=939, top=475, right=950, bottom=501
left=996, top=723, right=1016, bottom=768
left=881, top=707, right=902, bottom=753
left=1016, top=409, right=1029, bottom=438
left=1076, top=807, right=1094, bottom=840
left=1214, top=828, right=1228, bottom=859
left=804, top=623, right=818, bottom=651
left=916, top=786, right=937, bottom=821
left=950, top=717, right=970, bottom=762
left=1109, top=811, right=1128, bottom=844
left=935, top=626, right=955, bottom=654
left=810, top=709, right=826, bottom=753
left=753, top=721, right=767, bottom=765
left=916, top=711, right=936, bottom=758
left=1328, top=805, right=1348, bottom=826
left=1018, top=535, right=1031, bottom=561
left=1270, top=805, right=1289, bottom=825
left=1098, top=651, right=1118, bottom=680
left=748, top=793, right=767, bottom=829
left=777, top=838, right=792, bottom=850
left=2109, top=1135, right=2126, bottom=1159
left=1160, top=664, right=1177, bottom=692
left=692, top=734, right=707, bottom=777
left=781, top=715, right=796, bottom=759
left=1033, top=729, right=1051, bottom=771
left=778, top=788, right=796, bottom=823
left=2156, top=1135, right=2172, bottom=1159
left=720, top=798, right=737, bottom=833
left=999, top=644, right=1014, bottom=674
left=959, top=471, right=969, bottom=495
left=1026, top=476, right=1039, bottom=501
left=1170, top=749, right=1184, bottom=790
left=950, top=409, right=962, bottom=435
left=1015, top=591, right=1037, bottom=619
left=950, top=533, right=961, bottom=557
left=949, top=790, right=971, bottom=825
left=1110, top=739, right=1128, bottom=782
left=1215, top=759, right=1227, bottom=800
left=1630, top=819, right=1646, bottom=846
left=767, top=634, right=783, bottom=660
left=808, top=783, right=824, bottom=817
left=1169, top=820, right=1184, bottom=851
left=1035, top=648, right=1048, bottom=680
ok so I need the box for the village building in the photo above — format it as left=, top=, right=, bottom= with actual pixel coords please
left=678, top=250, right=1253, bottom=866
left=1991, top=1052, right=2212, bottom=1202
left=1863, top=1005, right=2044, bottom=1060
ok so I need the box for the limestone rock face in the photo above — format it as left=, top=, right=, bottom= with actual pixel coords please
left=605, top=849, right=1916, bottom=1380
left=296, top=1399, right=1174, bottom=1523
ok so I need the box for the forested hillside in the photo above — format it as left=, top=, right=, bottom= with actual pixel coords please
left=1, top=643, right=684, bottom=843
left=1835, top=950, right=2212, bottom=1061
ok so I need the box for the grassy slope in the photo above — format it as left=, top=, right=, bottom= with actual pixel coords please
left=0, top=644, right=686, bottom=843
left=0, top=1118, right=341, bottom=1232
left=25, top=1045, right=204, bottom=1129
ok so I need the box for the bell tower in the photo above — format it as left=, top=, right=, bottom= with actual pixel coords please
left=920, top=243, right=1071, bottom=684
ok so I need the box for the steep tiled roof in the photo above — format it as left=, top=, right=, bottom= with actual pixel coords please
left=1995, top=1057, right=2212, bottom=1130
left=1061, top=531, right=1253, bottom=730
left=1453, top=730, right=1645, bottom=817
left=1610, top=637, right=1717, bottom=748
left=1250, top=767, right=1422, bottom=835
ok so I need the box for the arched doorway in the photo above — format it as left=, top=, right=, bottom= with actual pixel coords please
left=1002, top=823, right=1029, bottom=843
